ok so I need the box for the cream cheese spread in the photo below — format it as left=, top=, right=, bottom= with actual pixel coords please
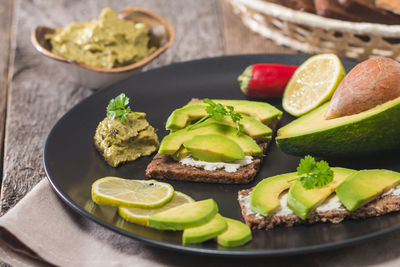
left=383, top=184, right=400, bottom=196
left=179, top=156, right=253, bottom=173
left=241, top=184, right=400, bottom=219
left=240, top=192, right=346, bottom=219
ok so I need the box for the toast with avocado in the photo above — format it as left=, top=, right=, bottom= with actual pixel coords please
left=145, top=99, right=282, bottom=184
left=238, top=169, right=400, bottom=229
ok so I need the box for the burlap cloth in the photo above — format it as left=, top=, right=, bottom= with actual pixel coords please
left=1, top=179, right=400, bottom=266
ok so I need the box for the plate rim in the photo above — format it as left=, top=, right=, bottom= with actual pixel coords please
left=43, top=53, right=400, bottom=257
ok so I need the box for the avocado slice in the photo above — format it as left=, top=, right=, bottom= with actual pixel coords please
left=250, top=172, right=297, bottom=216
left=166, top=100, right=282, bottom=131
left=183, top=134, right=245, bottom=162
left=204, top=116, right=272, bottom=141
left=148, top=199, right=218, bottom=230
left=182, top=213, right=227, bottom=244
left=171, top=146, right=191, bottom=161
left=276, top=97, right=400, bottom=157
left=336, top=169, right=400, bottom=211
left=217, top=217, right=252, bottom=247
left=287, top=167, right=355, bottom=220
left=159, top=122, right=261, bottom=156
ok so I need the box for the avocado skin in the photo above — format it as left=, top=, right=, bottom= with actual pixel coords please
left=287, top=167, right=355, bottom=220
left=182, top=213, right=227, bottom=244
left=276, top=99, right=400, bottom=157
left=148, top=199, right=218, bottom=230
left=336, top=169, right=400, bottom=211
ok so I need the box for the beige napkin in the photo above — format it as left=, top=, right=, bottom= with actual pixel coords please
left=1, top=179, right=400, bottom=267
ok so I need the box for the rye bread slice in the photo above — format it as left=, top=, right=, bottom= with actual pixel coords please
left=238, top=188, right=400, bottom=230
left=145, top=99, right=279, bottom=184
left=146, top=142, right=268, bottom=184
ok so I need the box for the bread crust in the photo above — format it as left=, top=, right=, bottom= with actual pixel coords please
left=146, top=142, right=268, bottom=184
left=238, top=189, right=400, bottom=229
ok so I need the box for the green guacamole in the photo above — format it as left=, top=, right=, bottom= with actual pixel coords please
left=47, top=8, right=156, bottom=69
left=94, top=112, right=159, bottom=167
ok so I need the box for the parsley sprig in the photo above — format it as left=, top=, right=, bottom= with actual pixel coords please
left=189, top=99, right=244, bottom=135
left=294, top=155, right=334, bottom=189
left=106, top=93, right=133, bottom=123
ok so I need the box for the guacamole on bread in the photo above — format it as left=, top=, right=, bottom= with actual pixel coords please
left=46, top=8, right=156, bottom=69
left=94, top=112, right=159, bottom=167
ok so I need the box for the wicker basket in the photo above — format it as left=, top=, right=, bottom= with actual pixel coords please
left=227, top=0, right=400, bottom=61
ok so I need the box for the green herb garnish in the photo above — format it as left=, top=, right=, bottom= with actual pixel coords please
left=295, top=155, right=334, bottom=189
left=188, top=99, right=244, bottom=135
left=106, top=93, right=132, bottom=123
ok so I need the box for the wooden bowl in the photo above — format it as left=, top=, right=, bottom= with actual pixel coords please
left=31, top=7, right=174, bottom=88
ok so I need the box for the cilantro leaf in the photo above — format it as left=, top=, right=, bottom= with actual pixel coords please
left=106, top=93, right=133, bottom=123
left=296, top=155, right=334, bottom=189
left=202, top=99, right=244, bottom=135
left=297, top=155, right=315, bottom=175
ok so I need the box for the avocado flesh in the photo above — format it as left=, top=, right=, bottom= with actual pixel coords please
left=166, top=100, right=282, bottom=131
left=336, top=169, right=400, bottom=211
left=148, top=199, right=218, bottom=230
left=287, top=167, right=355, bottom=220
left=171, top=146, right=191, bottom=161
left=250, top=172, right=297, bottom=216
left=276, top=97, right=400, bottom=157
left=217, top=217, right=252, bottom=247
left=182, top=213, right=227, bottom=244
left=159, top=122, right=261, bottom=156
left=203, top=116, right=272, bottom=141
left=183, top=134, right=245, bottom=162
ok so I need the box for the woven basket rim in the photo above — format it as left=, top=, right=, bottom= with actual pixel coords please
left=229, top=0, right=400, bottom=37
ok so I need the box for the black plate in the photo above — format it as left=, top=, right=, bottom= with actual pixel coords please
left=44, top=54, right=400, bottom=257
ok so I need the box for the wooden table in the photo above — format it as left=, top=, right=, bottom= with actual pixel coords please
left=0, top=0, right=295, bottom=214
left=2, top=1, right=400, bottom=266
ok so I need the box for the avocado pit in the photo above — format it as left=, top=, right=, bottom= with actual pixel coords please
left=325, top=57, right=400, bottom=119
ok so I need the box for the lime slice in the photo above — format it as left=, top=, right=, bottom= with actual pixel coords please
left=282, top=53, right=346, bottom=117
left=118, top=191, right=195, bottom=225
left=91, top=177, right=174, bottom=208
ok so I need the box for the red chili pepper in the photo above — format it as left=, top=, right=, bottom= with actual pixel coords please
left=238, top=64, right=298, bottom=98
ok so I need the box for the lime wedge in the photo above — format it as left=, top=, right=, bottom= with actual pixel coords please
left=283, top=53, right=346, bottom=117
left=118, top=191, right=195, bottom=225
left=91, top=177, right=174, bottom=208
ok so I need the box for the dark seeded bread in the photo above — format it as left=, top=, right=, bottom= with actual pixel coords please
left=146, top=142, right=268, bottom=184
left=145, top=99, right=279, bottom=184
left=238, top=189, right=400, bottom=229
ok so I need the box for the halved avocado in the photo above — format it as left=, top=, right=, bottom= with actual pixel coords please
left=159, top=122, right=261, bottom=156
left=148, top=199, right=218, bottom=230
left=183, top=134, right=244, bottom=162
left=336, top=169, right=400, bottom=211
left=249, top=172, right=297, bottom=216
left=217, top=217, right=252, bottom=247
left=166, top=100, right=282, bottom=131
left=287, top=167, right=355, bottom=220
left=182, top=213, right=227, bottom=244
left=276, top=97, right=400, bottom=157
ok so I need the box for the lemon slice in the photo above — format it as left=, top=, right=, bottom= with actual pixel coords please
left=118, top=191, right=195, bottom=225
left=91, top=177, right=174, bottom=208
left=283, top=53, right=346, bottom=117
